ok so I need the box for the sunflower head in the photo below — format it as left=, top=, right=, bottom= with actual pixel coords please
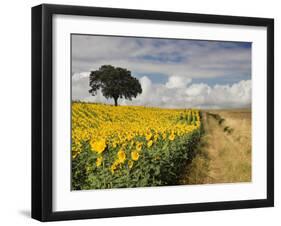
left=128, top=160, right=134, bottom=169
left=110, top=161, right=119, bottom=174
left=117, top=149, right=126, bottom=163
left=136, top=142, right=142, bottom=151
left=169, top=133, right=175, bottom=141
left=147, top=140, right=153, bottom=148
left=90, top=139, right=106, bottom=154
left=96, top=156, right=103, bottom=167
left=131, top=150, right=139, bottom=161
left=145, top=132, right=152, bottom=141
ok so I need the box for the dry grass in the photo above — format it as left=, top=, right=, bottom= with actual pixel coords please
left=181, top=109, right=251, bottom=185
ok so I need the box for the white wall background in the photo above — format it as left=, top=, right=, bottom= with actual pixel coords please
left=0, top=0, right=279, bottom=225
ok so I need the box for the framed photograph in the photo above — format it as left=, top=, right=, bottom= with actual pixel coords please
left=32, top=4, right=274, bottom=221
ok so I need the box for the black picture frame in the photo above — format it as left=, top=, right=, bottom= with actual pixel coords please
left=32, top=3, right=274, bottom=222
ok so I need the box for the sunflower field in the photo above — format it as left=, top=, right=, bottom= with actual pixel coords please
left=72, top=102, right=202, bottom=190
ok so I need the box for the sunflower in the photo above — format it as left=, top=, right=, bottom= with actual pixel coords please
left=96, top=156, right=103, bottom=167
left=117, top=149, right=126, bottom=163
left=154, top=134, right=159, bottom=142
left=128, top=160, right=134, bottom=169
left=131, top=150, right=139, bottom=161
left=112, top=142, right=117, bottom=148
left=169, top=133, right=175, bottom=141
left=90, top=139, right=106, bottom=154
left=110, top=161, right=119, bottom=174
left=136, top=142, right=142, bottom=151
left=145, top=131, right=152, bottom=141
left=147, top=140, right=153, bottom=148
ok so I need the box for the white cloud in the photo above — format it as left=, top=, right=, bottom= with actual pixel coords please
left=72, top=72, right=90, bottom=81
left=72, top=72, right=251, bottom=109
left=72, top=73, right=89, bottom=100
left=184, top=80, right=252, bottom=108
left=185, top=83, right=211, bottom=97
left=165, top=76, right=192, bottom=89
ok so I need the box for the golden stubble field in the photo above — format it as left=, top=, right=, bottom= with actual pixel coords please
left=181, top=109, right=252, bottom=184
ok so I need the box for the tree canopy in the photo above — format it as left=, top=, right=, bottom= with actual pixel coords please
left=89, top=65, right=142, bottom=106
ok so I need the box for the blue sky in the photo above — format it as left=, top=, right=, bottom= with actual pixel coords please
left=71, top=35, right=252, bottom=109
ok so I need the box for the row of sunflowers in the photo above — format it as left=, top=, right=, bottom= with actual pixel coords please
left=72, top=102, right=202, bottom=190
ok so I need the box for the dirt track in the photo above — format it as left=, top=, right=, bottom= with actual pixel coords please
left=181, top=110, right=251, bottom=184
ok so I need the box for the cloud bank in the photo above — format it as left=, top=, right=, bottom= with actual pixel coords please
left=73, top=73, right=251, bottom=109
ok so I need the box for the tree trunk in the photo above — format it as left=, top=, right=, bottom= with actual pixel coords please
left=114, top=97, right=118, bottom=106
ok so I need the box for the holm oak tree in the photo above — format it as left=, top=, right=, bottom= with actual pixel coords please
left=89, top=65, right=142, bottom=106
